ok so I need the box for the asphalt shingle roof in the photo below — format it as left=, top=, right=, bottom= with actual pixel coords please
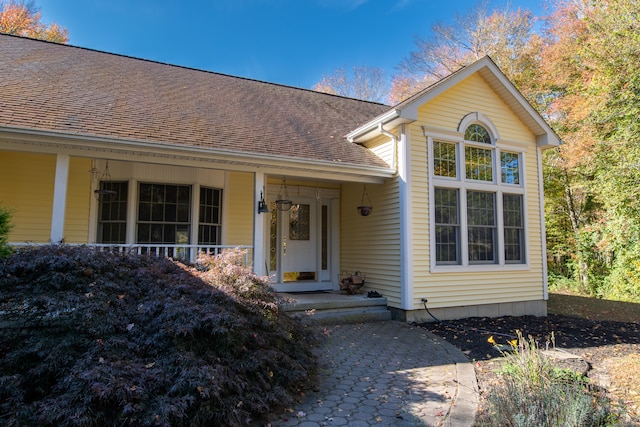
left=0, top=34, right=392, bottom=169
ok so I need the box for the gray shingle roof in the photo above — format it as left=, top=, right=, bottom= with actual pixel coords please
left=0, top=34, right=392, bottom=169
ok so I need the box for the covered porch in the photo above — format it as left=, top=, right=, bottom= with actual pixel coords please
left=1, top=144, right=394, bottom=294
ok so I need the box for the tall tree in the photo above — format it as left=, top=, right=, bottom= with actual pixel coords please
left=313, top=66, right=389, bottom=104
left=540, top=0, right=640, bottom=299
left=0, top=0, right=68, bottom=43
left=391, top=2, right=540, bottom=104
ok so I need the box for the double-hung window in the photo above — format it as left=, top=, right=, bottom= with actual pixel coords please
left=96, top=181, right=223, bottom=250
left=97, top=181, right=128, bottom=244
left=430, top=117, right=526, bottom=269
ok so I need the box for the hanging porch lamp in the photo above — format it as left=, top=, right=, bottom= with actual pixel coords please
left=93, top=161, right=117, bottom=201
left=357, top=184, right=373, bottom=216
left=275, top=178, right=292, bottom=211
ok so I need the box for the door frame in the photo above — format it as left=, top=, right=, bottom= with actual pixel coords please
left=266, top=185, right=340, bottom=292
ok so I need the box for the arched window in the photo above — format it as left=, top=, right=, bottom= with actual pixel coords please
left=464, top=123, right=494, bottom=182
left=464, top=124, right=491, bottom=144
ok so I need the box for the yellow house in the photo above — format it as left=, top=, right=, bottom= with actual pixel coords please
left=0, top=34, right=559, bottom=320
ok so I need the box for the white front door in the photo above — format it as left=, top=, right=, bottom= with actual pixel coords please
left=268, top=187, right=337, bottom=292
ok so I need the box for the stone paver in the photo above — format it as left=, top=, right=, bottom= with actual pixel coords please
left=269, top=321, right=478, bottom=426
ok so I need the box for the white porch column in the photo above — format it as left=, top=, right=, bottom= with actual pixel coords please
left=253, top=172, right=267, bottom=275
left=50, top=154, right=70, bottom=243
left=398, top=127, right=413, bottom=310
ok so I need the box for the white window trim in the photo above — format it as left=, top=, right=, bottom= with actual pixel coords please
left=427, top=129, right=530, bottom=273
left=89, top=160, right=226, bottom=246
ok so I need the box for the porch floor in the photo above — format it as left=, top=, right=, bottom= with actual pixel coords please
left=277, top=291, right=391, bottom=324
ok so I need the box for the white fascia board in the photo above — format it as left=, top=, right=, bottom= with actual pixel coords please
left=0, top=127, right=394, bottom=183
left=476, top=59, right=562, bottom=148
left=397, top=57, right=562, bottom=149
left=346, top=109, right=414, bottom=143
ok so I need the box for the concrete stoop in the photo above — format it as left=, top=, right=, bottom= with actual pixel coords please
left=279, top=293, right=391, bottom=325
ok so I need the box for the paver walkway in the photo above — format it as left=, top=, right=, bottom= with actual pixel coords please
left=269, top=321, right=478, bottom=426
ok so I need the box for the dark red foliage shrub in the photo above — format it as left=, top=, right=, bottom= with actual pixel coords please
left=0, top=245, right=317, bottom=426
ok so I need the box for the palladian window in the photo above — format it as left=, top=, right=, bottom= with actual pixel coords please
left=429, top=117, right=526, bottom=268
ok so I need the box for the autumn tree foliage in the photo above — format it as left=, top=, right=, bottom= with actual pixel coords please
left=391, top=3, right=541, bottom=104
left=540, top=0, right=640, bottom=300
left=313, top=65, right=389, bottom=104
left=0, top=0, right=68, bottom=43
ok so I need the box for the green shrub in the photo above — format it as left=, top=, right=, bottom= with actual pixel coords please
left=481, top=332, right=615, bottom=427
left=0, top=245, right=318, bottom=426
left=0, top=203, right=12, bottom=258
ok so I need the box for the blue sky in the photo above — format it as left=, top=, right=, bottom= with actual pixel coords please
left=38, top=0, right=547, bottom=90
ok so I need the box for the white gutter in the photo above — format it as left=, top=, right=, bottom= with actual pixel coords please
left=0, top=126, right=395, bottom=181
left=347, top=109, right=400, bottom=142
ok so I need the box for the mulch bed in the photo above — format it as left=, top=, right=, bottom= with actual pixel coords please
left=420, top=314, right=640, bottom=361
left=417, top=314, right=640, bottom=425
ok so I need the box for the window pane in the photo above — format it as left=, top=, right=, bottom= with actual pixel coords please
left=433, top=141, right=457, bottom=177
left=465, top=146, right=493, bottom=181
left=151, top=203, right=164, bottom=222
left=97, top=181, right=128, bottom=244
left=165, top=204, right=177, bottom=222
left=290, top=204, right=310, bottom=240
left=138, top=202, right=150, bottom=221
left=467, top=191, right=496, bottom=263
left=464, top=124, right=491, bottom=144
left=501, top=152, right=520, bottom=185
left=177, top=203, right=190, bottom=222
left=198, top=187, right=222, bottom=245
left=137, top=223, right=150, bottom=242
left=435, top=188, right=460, bottom=264
left=165, top=185, right=177, bottom=203
left=322, top=205, right=328, bottom=270
left=503, top=194, right=525, bottom=263
left=137, top=183, right=191, bottom=244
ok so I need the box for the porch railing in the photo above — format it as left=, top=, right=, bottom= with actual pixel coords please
left=9, top=243, right=253, bottom=265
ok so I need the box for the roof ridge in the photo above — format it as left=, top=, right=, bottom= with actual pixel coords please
left=0, top=32, right=389, bottom=107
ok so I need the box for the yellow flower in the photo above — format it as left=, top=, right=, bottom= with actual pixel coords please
left=487, top=336, right=496, bottom=345
left=508, top=339, right=518, bottom=348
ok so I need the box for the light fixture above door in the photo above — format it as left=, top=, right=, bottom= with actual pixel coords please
left=275, top=177, right=292, bottom=211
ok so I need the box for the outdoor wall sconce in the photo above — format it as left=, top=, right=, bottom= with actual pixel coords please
left=357, top=184, right=373, bottom=216
left=275, top=178, right=292, bottom=211
left=257, top=190, right=270, bottom=214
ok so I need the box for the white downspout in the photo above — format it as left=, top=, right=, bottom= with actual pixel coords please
left=378, top=123, right=398, bottom=173
left=379, top=124, right=412, bottom=311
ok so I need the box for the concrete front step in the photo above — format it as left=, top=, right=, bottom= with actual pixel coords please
left=279, top=292, right=391, bottom=324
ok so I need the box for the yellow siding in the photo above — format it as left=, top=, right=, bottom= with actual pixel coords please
left=0, top=152, right=55, bottom=242
left=225, top=171, right=253, bottom=246
left=64, top=158, right=91, bottom=243
left=409, top=121, right=431, bottom=291
left=0, top=153, right=92, bottom=243
left=409, top=73, right=545, bottom=310
left=420, top=73, right=532, bottom=142
left=341, top=179, right=402, bottom=307
left=366, top=134, right=394, bottom=167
